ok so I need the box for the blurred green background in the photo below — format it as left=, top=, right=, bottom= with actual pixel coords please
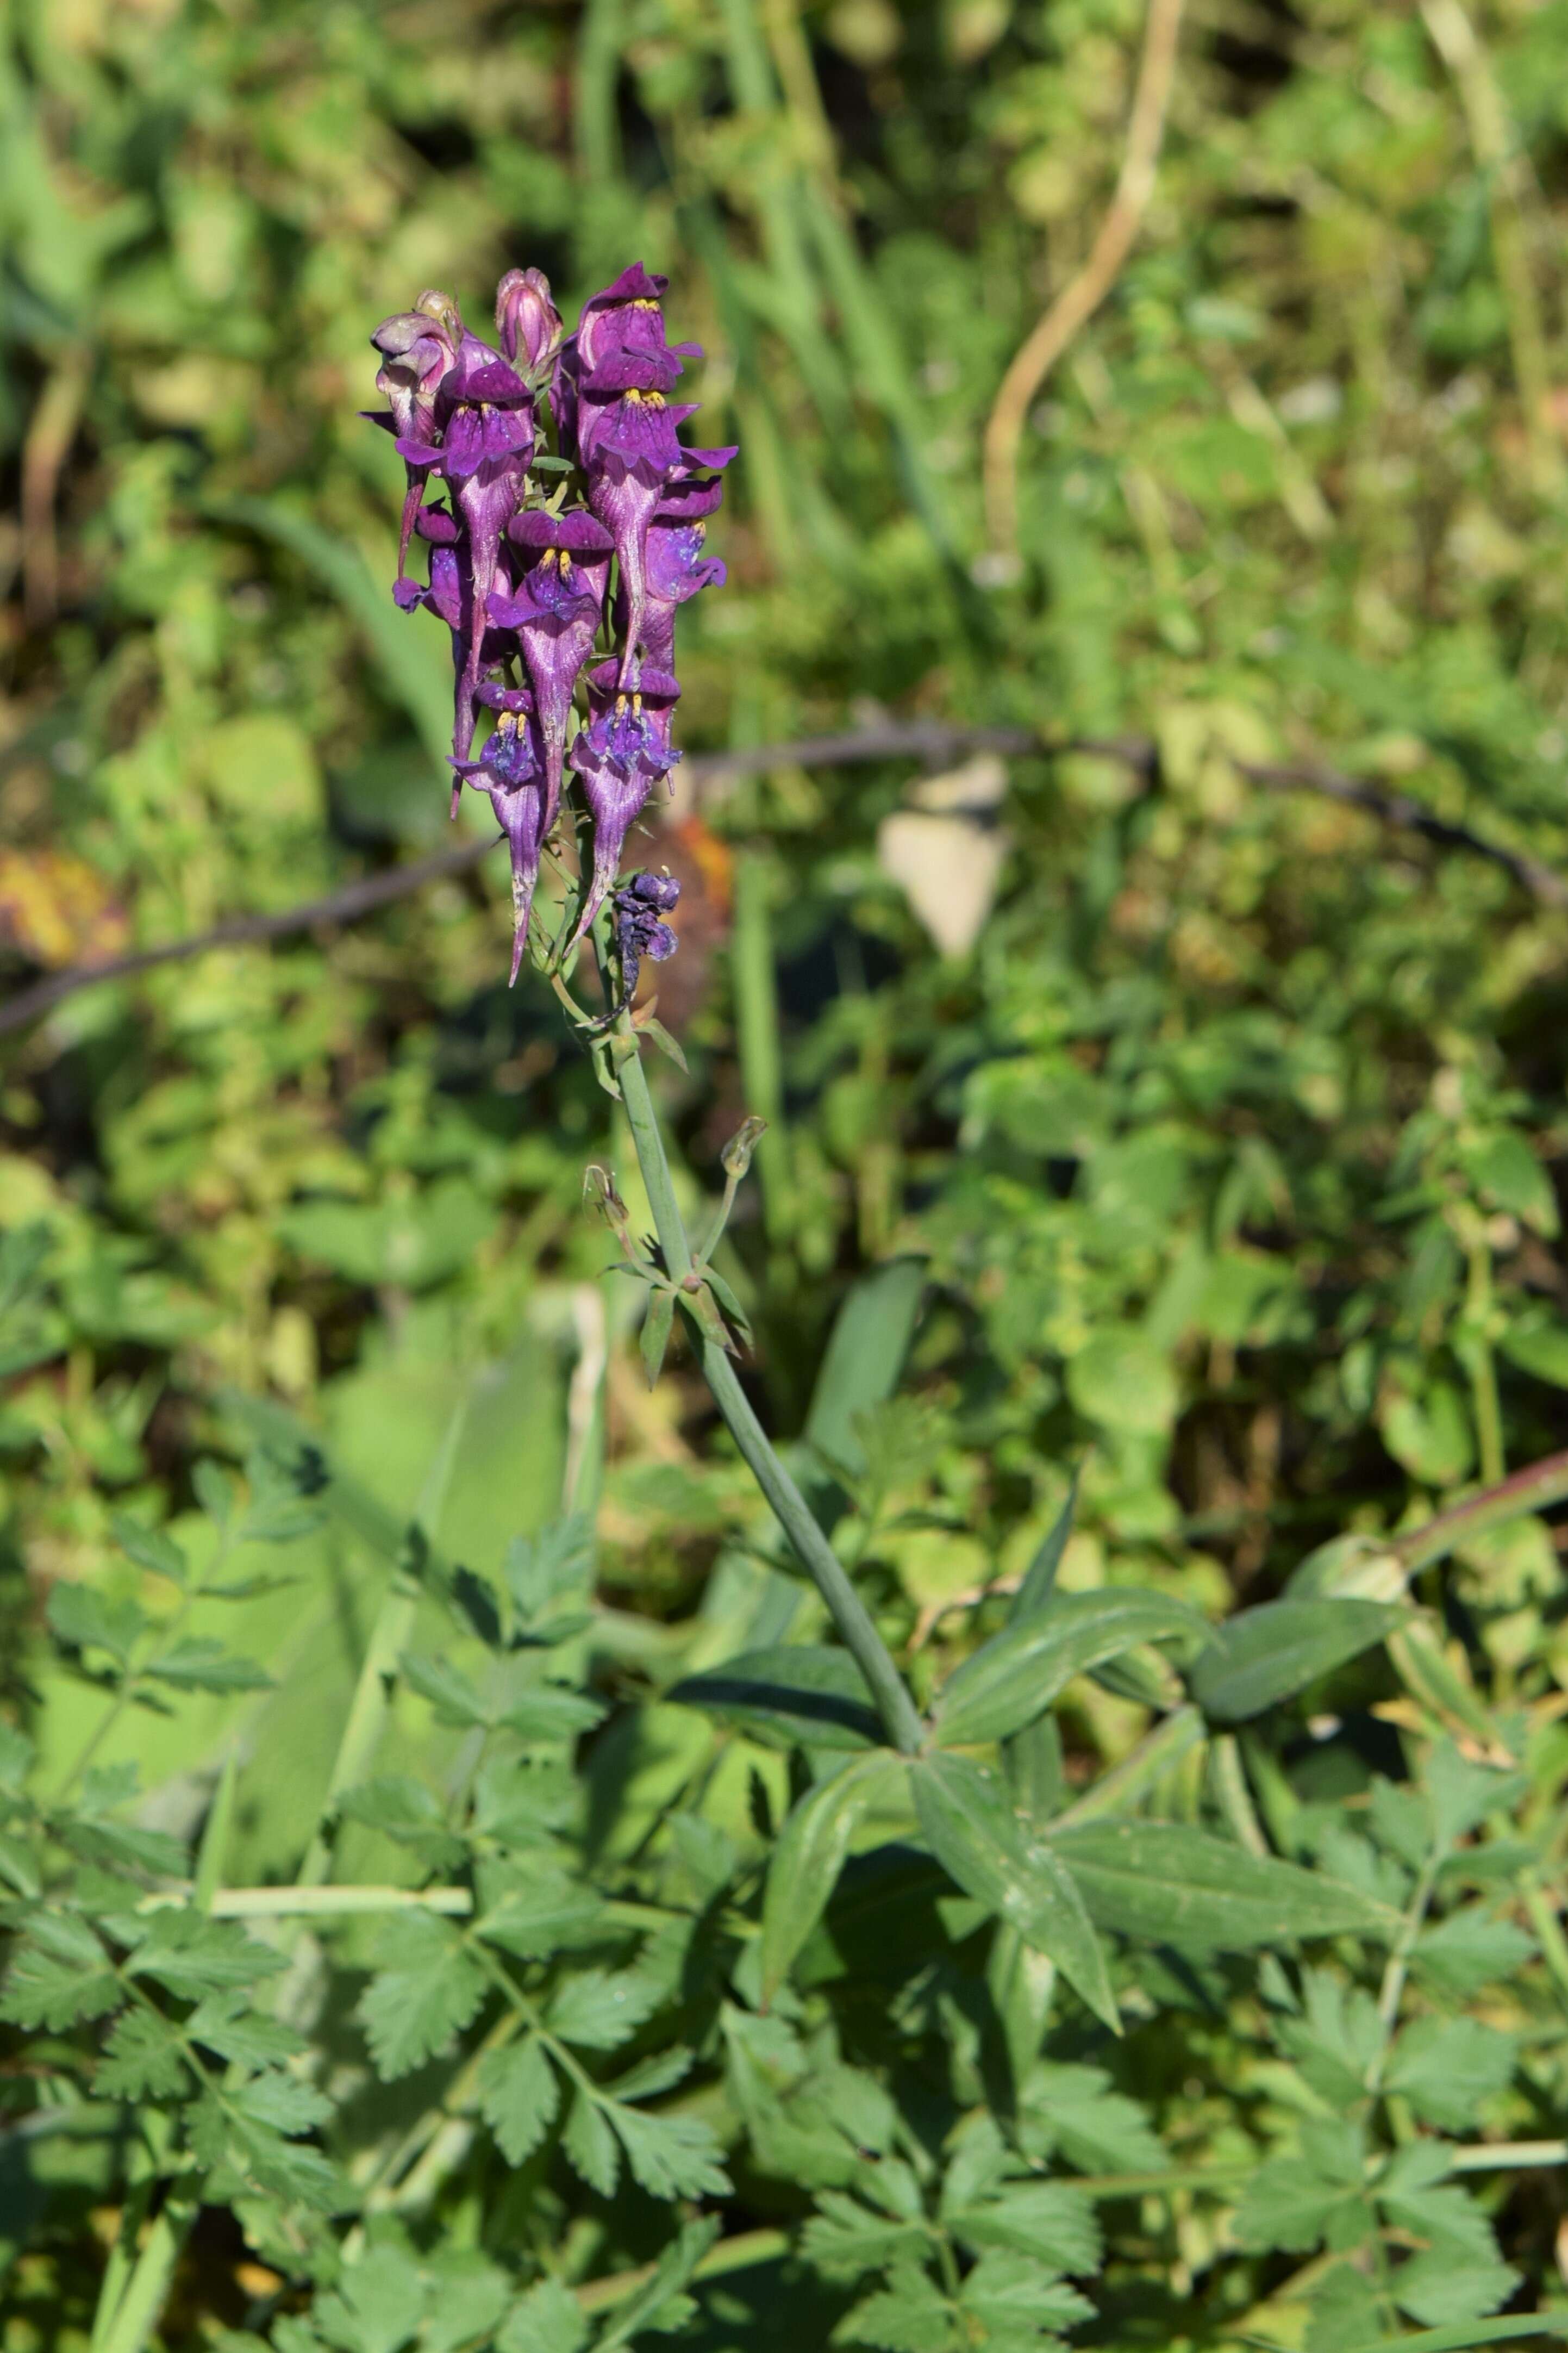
left=5, top=0, right=1568, bottom=2199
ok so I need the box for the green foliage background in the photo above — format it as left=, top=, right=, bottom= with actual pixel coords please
left=5, top=0, right=1568, bottom=2346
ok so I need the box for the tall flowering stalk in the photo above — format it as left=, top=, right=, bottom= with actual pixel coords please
left=366, top=262, right=733, bottom=983
left=364, top=262, right=922, bottom=1763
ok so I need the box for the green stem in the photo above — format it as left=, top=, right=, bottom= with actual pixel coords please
left=578, top=2227, right=791, bottom=2314
left=614, top=1024, right=924, bottom=1756
left=731, top=852, right=788, bottom=1243
left=1395, top=1444, right=1568, bottom=1577
left=93, top=2192, right=199, bottom=2353
left=1367, top=1851, right=1441, bottom=2094
left=297, top=1400, right=467, bottom=1884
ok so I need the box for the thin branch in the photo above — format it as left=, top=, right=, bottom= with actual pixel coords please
left=982, top=0, right=1187, bottom=556
left=2, top=722, right=1564, bottom=1041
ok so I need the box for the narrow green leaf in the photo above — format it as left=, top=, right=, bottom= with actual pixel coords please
left=1010, top=1467, right=1082, bottom=1623
left=1049, top=1820, right=1399, bottom=1951
left=1343, top=2319, right=1568, bottom=2351
left=803, top=1257, right=928, bottom=1480
left=933, top=1588, right=1207, bottom=1748
left=641, top=1288, right=676, bottom=1387
left=761, top=1750, right=907, bottom=2000
left=1191, top=1598, right=1408, bottom=1722
left=669, top=1644, right=882, bottom=1750
left=912, top=1751, right=1118, bottom=2030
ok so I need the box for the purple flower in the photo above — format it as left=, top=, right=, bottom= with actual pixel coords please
left=560, top=265, right=714, bottom=687
left=369, top=289, right=463, bottom=581
left=449, top=688, right=550, bottom=984
left=622, top=472, right=729, bottom=673
left=490, top=509, right=614, bottom=831
left=613, top=870, right=681, bottom=995
left=495, top=267, right=563, bottom=383
left=567, top=662, right=682, bottom=946
left=406, top=334, right=536, bottom=768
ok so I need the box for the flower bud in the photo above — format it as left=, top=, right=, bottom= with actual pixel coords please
left=721, top=1116, right=769, bottom=1180
left=496, top=267, right=562, bottom=376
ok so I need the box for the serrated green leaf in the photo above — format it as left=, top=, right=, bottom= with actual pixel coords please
left=1, top=1928, right=122, bottom=2028
left=1386, top=2016, right=1518, bottom=2132
left=335, top=1775, right=466, bottom=1868
left=356, top=1915, right=487, bottom=2079
left=234, top=2071, right=333, bottom=2135
left=1018, top=2062, right=1165, bottom=2173
left=479, top=2034, right=560, bottom=2165
left=762, top=1751, right=907, bottom=2001
left=1050, top=1819, right=1399, bottom=1951
left=947, top=2182, right=1101, bottom=2272
left=671, top=1644, right=882, bottom=1751
left=46, top=1582, right=146, bottom=1664
left=604, top=2046, right=694, bottom=2102
left=127, top=1911, right=286, bottom=1997
left=1233, top=2119, right=1370, bottom=2254
left=607, top=2100, right=732, bottom=2200
left=188, top=1994, right=308, bottom=2070
left=913, top=1751, right=1118, bottom=2030
left=110, top=1510, right=189, bottom=1586
left=1191, top=1598, right=1408, bottom=1721
left=835, top=2259, right=953, bottom=2353
left=1275, top=1966, right=1382, bottom=2108
left=959, top=2249, right=1094, bottom=2338
left=142, top=1636, right=273, bottom=1692
left=501, top=1683, right=605, bottom=1742
left=546, top=1967, right=661, bottom=2050
left=932, top=1588, right=1205, bottom=1748
left=801, top=2190, right=928, bottom=2281
left=1411, top=1908, right=1535, bottom=1998
left=498, top=2278, right=588, bottom=2353
left=96, top=2005, right=190, bottom=2097
left=400, top=1650, right=491, bottom=1728
left=0, top=1831, right=41, bottom=1897
left=561, top=2087, right=620, bottom=2195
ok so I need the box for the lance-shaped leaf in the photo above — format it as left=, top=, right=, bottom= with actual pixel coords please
left=912, top=1750, right=1118, bottom=2031
left=932, top=1588, right=1207, bottom=1749
left=1191, top=1598, right=1409, bottom=1722
left=668, top=1644, right=882, bottom=1750
left=760, top=1749, right=907, bottom=2000
left=641, top=1287, right=676, bottom=1386
left=1009, top=1466, right=1080, bottom=1622
left=1048, top=1819, right=1399, bottom=1952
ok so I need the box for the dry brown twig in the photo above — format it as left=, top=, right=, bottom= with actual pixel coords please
left=1, top=718, right=1563, bottom=1042
left=982, top=0, right=1187, bottom=557
left=21, top=349, right=92, bottom=629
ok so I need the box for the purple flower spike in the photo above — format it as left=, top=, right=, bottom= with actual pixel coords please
left=369, top=260, right=734, bottom=985
left=567, top=665, right=682, bottom=947
left=491, top=509, right=615, bottom=828
left=451, top=696, right=549, bottom=983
